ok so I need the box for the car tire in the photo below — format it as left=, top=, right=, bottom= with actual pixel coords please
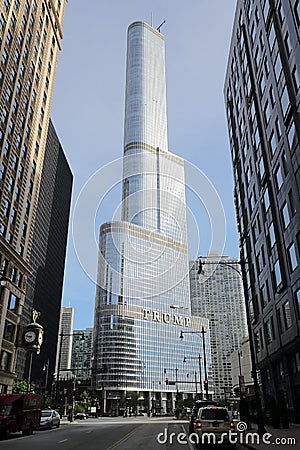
left=56, top=421, right=60, bottom=428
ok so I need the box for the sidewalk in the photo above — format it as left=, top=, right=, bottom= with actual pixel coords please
left=240, top=423, right=300, bottom=449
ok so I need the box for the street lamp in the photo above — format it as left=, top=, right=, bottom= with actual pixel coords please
left=183, top=354, right=202, bottom=399
left=180, top=327, right=209, bottom=400
left=197, top=256, right=266, bottom=436
left=43, top=359, right=49, bottom=393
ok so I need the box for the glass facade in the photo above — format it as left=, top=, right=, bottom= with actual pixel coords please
left=93, top=22, right=209, bottom=412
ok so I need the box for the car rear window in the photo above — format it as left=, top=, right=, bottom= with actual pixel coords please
left=200, top=409, right=229, bottom=420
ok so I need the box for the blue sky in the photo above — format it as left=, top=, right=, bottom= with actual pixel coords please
left=51, top=0, right=238, bottom=329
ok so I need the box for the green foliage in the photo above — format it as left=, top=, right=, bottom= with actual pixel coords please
left=12, top=380, right=34, bottom=394
left=80, top=391, right=92, bottom=410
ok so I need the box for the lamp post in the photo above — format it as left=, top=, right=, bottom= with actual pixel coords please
left=164, top=366, right=179, bottom=410
left=180, top=329, right=209, bottom=399
left=197, top=256, right=266, bottom=436
left=183, top=354, right=202, bottom=399
left=43, top=359, right=49, bottom=393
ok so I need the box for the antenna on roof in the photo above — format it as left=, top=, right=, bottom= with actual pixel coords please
left=157, top=19, right=166, bottom=33
left=151, top=12, right=153, bottom=28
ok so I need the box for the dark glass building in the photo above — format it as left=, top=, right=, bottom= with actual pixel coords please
left=224, top=1, right=300, bottom=421
left=17, top=119, right=72, bottom=392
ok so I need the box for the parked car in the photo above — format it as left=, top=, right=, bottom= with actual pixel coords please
left=40, top=410, right=60, bottom=429
left=188, top=400, right=218, bottom=434
left=194, top=406, right=235, bottom=448
left=75, top=413, right=88, bottom=420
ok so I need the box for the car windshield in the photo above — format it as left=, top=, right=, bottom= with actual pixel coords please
left=200, top=409, right=229, bottom=420
left=41, top=411, right=52, bottom=417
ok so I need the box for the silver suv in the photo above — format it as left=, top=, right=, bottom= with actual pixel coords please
left=194, top=406, right=235, bottom=447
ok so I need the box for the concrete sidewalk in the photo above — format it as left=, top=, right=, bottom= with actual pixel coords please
left=240, top=423, right=299, bottom=449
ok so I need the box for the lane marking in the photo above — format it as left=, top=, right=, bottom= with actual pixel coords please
left=58, top=439, right=68, bottom=443
left=181, top=424, right=194, bottom=450
left=105, top=424, right=144, bottom=450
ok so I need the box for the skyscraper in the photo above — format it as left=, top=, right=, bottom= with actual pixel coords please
left=189, top=253, right=248, bottom=401
left=56, top=307, right=74, bottom=374
left=93, top=22, right=210, bottom=413
left=71, top=328, right=93, bottom=382
left=0, top=0, right=68, bottom=392
left=224, top=1, right=300, bottom=421
left=17, top=119, right=72, bottom=392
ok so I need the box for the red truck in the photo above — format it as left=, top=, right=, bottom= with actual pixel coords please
left=0, top=394, right=42, bottom=439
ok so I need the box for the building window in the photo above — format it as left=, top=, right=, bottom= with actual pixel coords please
left=292, top=66, right=300, bottom=93
left=4, top=141, right=10, bottom=157
left=22, top=222, right=27, bottom=238
left=275, top=165, right=283, bottom=190
left=280, top=86, right=289, bottom=117
left=3, top=200, right=10, bottom=217
left=274, top=53, right=282, bottom=81
left=8, top=293, right=18, bottom=311
left=288, top=243, right=298, bottom=272
left=296, top=289, right=300, bottom=318
left=274, top=259, right=282, bottom=287
left=1, top=108, right=8, bottom=124
left=4, top=321, right=15, bottom=342
left=268, top=21, right=276, bottom=50
left=269, top=222, right=276, bottom=248
left=12, top=155, right=18, bottom=171
left=265, top=318, right=274, bottom=344
left=8, top=176, right=14, bottom=192
left=0, top=351, right=11, bottom=371
left=295, top=1, right=300, bottom=26
left=263, top=189, right=270, bottom=212
left=264, top=100, right=271, bottom=125
left=282, top=202, right=290, bottom=229
left=288, top=122, right=297, bottom=151
left=0, top=164, right=6, bottom=181
left=4, top=0, right=10, bottom=12
left=283, top=301, right=292, bottom=329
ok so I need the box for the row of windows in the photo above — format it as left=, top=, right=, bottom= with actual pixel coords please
left=255, top=288, right=300, bottom=351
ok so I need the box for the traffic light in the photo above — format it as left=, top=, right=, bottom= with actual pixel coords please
left=164, top=368, right=166, bottom=374
left=204, top=379, right=208, bottom=389
left=165, top=377, right=169, bottom=385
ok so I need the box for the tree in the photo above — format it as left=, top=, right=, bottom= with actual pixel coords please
left=80, top=390, right=92, bottom=412
left=12, top=380, right=34, bottom=394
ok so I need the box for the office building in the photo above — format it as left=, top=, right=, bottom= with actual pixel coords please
left=56, top=307, right=74, bottom=374
left=93, top=22, right=210, bottom=414
left=71, top=328, right=93, bottom=382
left=224, top=0, right=300, bottom=421
left=0, top=0, right=68, bottom=392
left=190, top=253, right=248, bottom=401
left=16, top=119, right=72, bottom=391
left=231, top=338, right=254, bottom=399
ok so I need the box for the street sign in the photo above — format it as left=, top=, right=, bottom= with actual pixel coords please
left=168, top=381, right=176, bottom=385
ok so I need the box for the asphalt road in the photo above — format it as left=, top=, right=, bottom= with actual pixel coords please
left=0, top=417, right=247, bottom=450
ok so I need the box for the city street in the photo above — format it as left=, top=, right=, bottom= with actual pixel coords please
left=0, top=416, right=246, bottom=450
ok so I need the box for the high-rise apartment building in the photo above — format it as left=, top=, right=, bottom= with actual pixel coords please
left=71, top=328, right=93, bottom=381
left=93, top=22, right=210, bottom=414
left=56, top=307, right=74, bottom=374
left=190, top=253, right=248, bottom=401
left=16, top=119, right=72, bottom=391
left=0, top=0, right=68, bottom=392
left=224, top=0, right=300, bottom=421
